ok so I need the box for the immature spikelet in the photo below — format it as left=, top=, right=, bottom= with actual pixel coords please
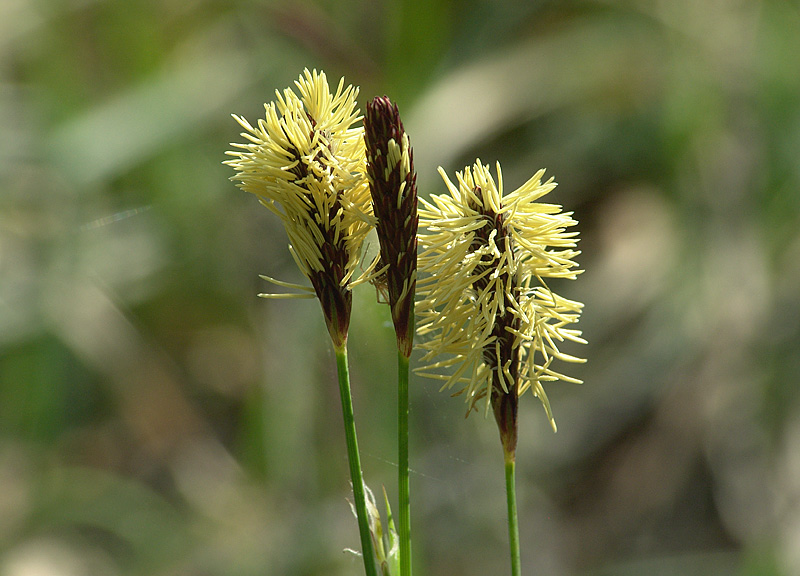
left=416, top=160, right=585, bottom=450
left=363, top=96, right=418, bottom=357
left=225, top=69, right=372, bottom=348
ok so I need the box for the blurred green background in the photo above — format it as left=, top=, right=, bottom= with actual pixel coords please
left=2, top=0, right=800, bottom=574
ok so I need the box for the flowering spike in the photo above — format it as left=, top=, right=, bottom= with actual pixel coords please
left=364, top=96, right=419, bottom=358
left=416, top=160, right=585, bottom=452
left=225, top=69, right=372, bottom=348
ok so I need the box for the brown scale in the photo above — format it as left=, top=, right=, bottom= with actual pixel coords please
left=468, top=187, right=520, bottom=456
left=283, top=113, right=352, bottom=348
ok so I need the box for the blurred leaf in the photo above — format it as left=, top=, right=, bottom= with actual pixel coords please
left=384, top=0, right=453, bottom=103
left=0, top=336, right=102, bottom=443
left=30, top=466, right=192, bottom=572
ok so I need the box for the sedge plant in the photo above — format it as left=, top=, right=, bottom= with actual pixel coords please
left=363, top=96, right=418, bottom=576
left=226, top=68, right=586, bottom=576
left=225, top=69, right=380, bottom=576
left=416, top=160, right=586, bottom=576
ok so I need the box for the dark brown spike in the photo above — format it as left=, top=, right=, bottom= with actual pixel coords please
left=470, top=188, right=520, bottom=458
left=364, top=97, right=419, bottom=358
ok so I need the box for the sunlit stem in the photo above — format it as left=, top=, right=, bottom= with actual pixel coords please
left=504, top=452, right=521, bottom=576
left=335, top=343, right=378, bottom=576
left=398, top=349, right=411, bottom=576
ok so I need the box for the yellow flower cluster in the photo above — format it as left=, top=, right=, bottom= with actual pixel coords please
left=225, top=69, right=373, bottom=346
left=415, top=161, right=585, bottom=432
left=225, top=69, right=372, bottom=285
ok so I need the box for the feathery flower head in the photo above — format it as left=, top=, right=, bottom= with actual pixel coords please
left=225, top=69, right=372, bottom=348
left=364, top=96, right=418, bottom=358
left=416, top=160, right=585, bottom=452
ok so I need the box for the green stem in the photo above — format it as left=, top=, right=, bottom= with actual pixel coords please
left=335, top=343, right=378, bottom=576
left=505, top=455, right=521, bottom=576
left=398, top=350, right=411, bottom=576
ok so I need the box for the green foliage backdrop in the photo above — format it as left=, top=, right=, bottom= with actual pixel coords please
left=2, top=0, right=799, bottom=574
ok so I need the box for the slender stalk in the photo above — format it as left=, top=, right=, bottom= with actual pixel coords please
left=363, top=94, right=417, bottom=576
left=335, top=343, right=378, bottom=576
left=504, top=454, right=521, bottom=576
left=397, top=350, right=411, bottom=576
